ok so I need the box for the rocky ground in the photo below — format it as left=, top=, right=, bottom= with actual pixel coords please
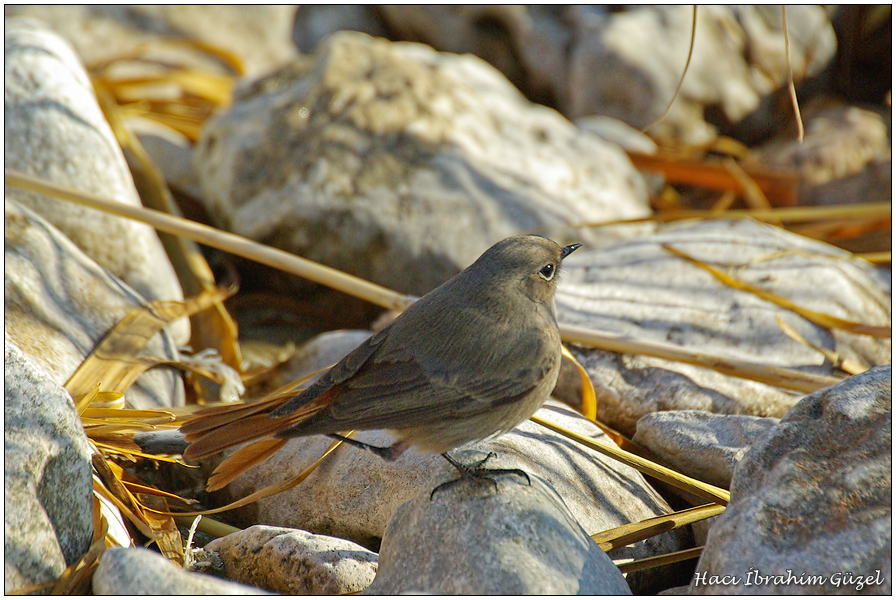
left=4, top=6, right=891, bottom=595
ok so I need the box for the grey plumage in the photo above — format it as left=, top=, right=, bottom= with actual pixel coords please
left=182, top=234, right=580, bottom=468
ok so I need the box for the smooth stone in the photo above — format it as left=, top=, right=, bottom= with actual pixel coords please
left=4, top=339, right=93, bottom=592
left=206, top=525, right=377, bottom=594
left=692, top=365, right=891, bottom=594
left=557, top=218, right=891, bottom=436
left=4, top=18, right=186, bottom=342
left=364, top=471, right=631, bottom=595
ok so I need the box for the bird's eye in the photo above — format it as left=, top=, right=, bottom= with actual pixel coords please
left=538, top=263, right=555, bottom=280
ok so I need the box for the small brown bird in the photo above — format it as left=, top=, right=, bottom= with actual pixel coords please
left=181, top=235, right=580, bottom=490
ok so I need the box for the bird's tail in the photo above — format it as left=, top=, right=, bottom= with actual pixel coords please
left=180, top=391, right=293, bottom=459
left=179, top=388, right=330, bottom=491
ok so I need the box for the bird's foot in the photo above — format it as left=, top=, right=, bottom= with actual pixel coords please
left=430, top=452, right=530, bottom=500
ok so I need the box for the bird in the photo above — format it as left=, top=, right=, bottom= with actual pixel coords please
left=180, top=234, right=581, bottom=491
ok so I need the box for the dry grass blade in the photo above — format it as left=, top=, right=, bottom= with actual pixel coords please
left=561, top=344, right=596, bottom=420
left=775, top=315, right=868, bottom=375
left=122, top=480, right=199, bottom=505
left=782, top=6, right=805, bottom=143
left=93, top=450, right=184, bottom=562
left=65, top=286, right=236, bottom=401
left=555, top=347, right=650, bottom=454
left=592, top=503, right=726, bottom=552
left=102, top=69, right=235, bottom=107
left=560, top=323, right=842, bottom=393
left=614, top=546, right=704, bottom=574
left=92, top=440, right=188, bottom=464
left=530, top=415, right=730, bottom=505
left=95, top=80, right=244, bottom=375
left=642, top=5, right=697, bottom=133
left=92, top=455, right=156, bottom=540
left=90, top=38, right=239, bottom=142
left=577, top=202, right=891, bottom=229
left=173, top=514, right=240, bottom=539
left=723, top=157, right=772, bottom=211
left=663, top=244, right=891, bottom=338
left=854, top=251, right=891, bottom=264
left=625, top=150, right=799, bottom=205
left=82, top=407, right=176, bottom=421
left=5, top=170, right=417, bottom=313
left=140, top=496, right=184, bottom=562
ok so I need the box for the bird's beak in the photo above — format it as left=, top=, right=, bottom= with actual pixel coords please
left=560, top=243, right=582, bottom=260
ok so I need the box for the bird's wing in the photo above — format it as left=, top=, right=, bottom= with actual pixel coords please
left=266, top=325, right=389, bottom=418
left=278, top=327, right=557, bottom=435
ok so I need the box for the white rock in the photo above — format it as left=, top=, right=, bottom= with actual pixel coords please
left=194, top=31, right=649, bottom=302
left=4, top=18, right=187, bottom=342
left=634, top=410, right=779, bottom=488
left=557, top=218, right=891, bottom=436
left=568, top=6, right=837, bottom=144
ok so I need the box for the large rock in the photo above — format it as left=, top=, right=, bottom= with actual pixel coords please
left=692, top=365, right=891, bottom=594
left=4, top=18, right=186, bottom=343
left=4, top=339, right=93, bottom=592
left=557, top=218, right=891, bottom=436
left=364, top=472, right=631, bottom=595
left=5, top=200, right=184, bottom=408
left=206, top=525, right=378, bottom=594
left=194, top=31, right=649, bottom=308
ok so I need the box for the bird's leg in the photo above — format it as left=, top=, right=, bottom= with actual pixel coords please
left=430, top=451, right=530, bottom=500
left=326, top=434, right=407, bottom=461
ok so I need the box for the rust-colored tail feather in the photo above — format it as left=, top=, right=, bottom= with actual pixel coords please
left=206, top=438, right=288, bottom=491
left=180, top=388, right=337, bottom=461
left=183, top=413, right=286, bottom=460
left=181, top=393, right=289, bottom=442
